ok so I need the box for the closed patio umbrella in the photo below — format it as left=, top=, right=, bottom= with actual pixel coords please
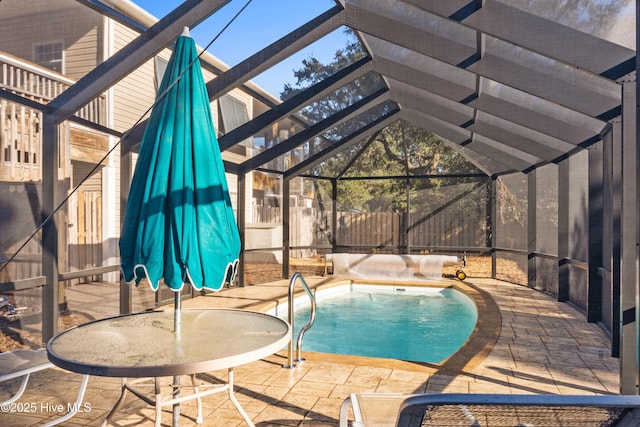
left=119, top=28, right=241, bottom=425
left=120, top=27, right=240, bottom=305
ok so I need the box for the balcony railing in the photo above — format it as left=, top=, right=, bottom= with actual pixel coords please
left=0, top=51, right=106, bottom=124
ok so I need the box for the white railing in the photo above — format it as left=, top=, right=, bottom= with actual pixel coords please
left=0, top=51, right=108, bottom=182
left=0, top=51, right=106, bottom=124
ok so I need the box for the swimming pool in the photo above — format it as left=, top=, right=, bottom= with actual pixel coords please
left=284, top=284, right=477, bottom=364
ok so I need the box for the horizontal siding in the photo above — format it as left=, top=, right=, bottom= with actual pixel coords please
left=66, top=26, right=100, bottom=78
left=0, top=0, right=103, bottom=79
left=109, top=22, right=248, bottom=202
left=111, top=24, right=157, bottom=132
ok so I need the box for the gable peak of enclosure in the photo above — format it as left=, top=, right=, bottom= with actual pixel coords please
left=306, top=118, right=486, bottom=180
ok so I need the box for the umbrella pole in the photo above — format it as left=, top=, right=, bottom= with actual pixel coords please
left=174, top=291, right=182, bottom=333
left=173, top=292, right=181, bottom=426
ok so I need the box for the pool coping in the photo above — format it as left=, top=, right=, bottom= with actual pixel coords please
left=247, top=278, right=501, bottom=374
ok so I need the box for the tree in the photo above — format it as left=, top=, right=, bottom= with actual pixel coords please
left=281, top=29, right=494, bottom=255
left=507, top=0, right=627, bottom=39
left=282, top=31, right=487, bottom=214
left=280, top=30, right=367, bottom=103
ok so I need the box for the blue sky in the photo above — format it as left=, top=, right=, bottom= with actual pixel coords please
left=131, top=0, right=348, bottom=97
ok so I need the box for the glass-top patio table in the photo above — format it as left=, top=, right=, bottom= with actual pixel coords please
left=46, top=308, right=291, bottom=427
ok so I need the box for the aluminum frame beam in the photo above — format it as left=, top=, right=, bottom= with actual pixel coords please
left=206, top=5, right=345, bottom=100
left=284, top=107, right=400, bottom=179
left=49, top=0, right=232, bottom=122
left=218, top=55, right=373, bottom=151
left=406, top=0, right=635, bottom=80
left=620, top=81, right=638, bottom=394
left=345, top=0, right=621, bottom=121
left=238, top=88, right=389, bottom=173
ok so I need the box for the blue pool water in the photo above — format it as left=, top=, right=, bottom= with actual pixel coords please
left=291, top=285, right=477, bottom=363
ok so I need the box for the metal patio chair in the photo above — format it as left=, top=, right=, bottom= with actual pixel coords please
left=339, top=392, right=640, bottom=427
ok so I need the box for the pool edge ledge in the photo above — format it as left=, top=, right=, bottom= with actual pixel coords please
left=440, top=280, right=502, bottom=374
left=251, top=277, right=501, bottom=374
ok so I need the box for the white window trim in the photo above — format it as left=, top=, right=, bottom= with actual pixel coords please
left=32, top=40, right=65, bottom=74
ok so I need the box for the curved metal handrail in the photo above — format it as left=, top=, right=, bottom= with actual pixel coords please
left=285, top=272, right=316, bottom=368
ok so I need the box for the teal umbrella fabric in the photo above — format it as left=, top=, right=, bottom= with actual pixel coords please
left=120, top=31, right=240, bottom=292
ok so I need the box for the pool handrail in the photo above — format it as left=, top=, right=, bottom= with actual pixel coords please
left=285, top=272, right=317, bottom=368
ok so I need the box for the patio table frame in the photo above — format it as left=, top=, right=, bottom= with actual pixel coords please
left=0, top=349, right=89, bottom=426
left=46, top=308, right=291, bottom=427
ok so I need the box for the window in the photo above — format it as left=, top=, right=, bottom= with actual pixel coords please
left=218, top=94, right=249, bottom=156
left=154, top=56, right=168, bottom=91
left=218, top=94, right=249, bottom=133
left=33, top=42, right=64, bottom=73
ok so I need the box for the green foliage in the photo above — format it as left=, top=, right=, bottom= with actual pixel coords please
left=282, top=30, right=488, bottom=215
left=331, top=120, right=487, bottom=213
left=507, top=0, right=626, bottom=37
left=280, top=29, right=367, bottom=102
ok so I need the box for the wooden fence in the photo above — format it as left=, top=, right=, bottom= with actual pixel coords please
left=252, top=201, right=489, bottom=254
left=67, top=190, right=102, bottom=284
left=336, top=209, right=488, bottom=250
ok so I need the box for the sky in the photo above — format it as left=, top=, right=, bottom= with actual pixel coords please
left=130, top=0, right=349, bottom=98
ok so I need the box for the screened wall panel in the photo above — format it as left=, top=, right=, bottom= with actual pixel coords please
left=408, top=178, right=490, bottom=251
left=0, top=182, right=43, bottom=282
left=335, top=178, right=407, bottom=252
left=496, top=251, right=528, bottom=285
left=243, top=250, right=284, bottom=285
left=304, top=177, right=334, bottom=250
left=286, top=177, right=333, bottom=277
left=288, top=176, right=324, bottom=256
left=566, top=150, right=590, bottom=311
left=244, top=171, right=284, bottom=284
left=0, top=181, right=45, bottom=347
left=332, top=176, right=491, bottom=254
left=495, top=172, right=528, bottom=284
left=0, top=285, right=43, bottom=348
left=532, top=164, right=559, bottom=295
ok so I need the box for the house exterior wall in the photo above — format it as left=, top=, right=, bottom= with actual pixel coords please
left=217, top=91, right=254, bottom=223
left=0, top=0, right=103, bottom=78
left=111, top=24, right=162, bottom=132
left=0, top=0, right=256, bottom=283
left=109, top=20, right=247, bottom=206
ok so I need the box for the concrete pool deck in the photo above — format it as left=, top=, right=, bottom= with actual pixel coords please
left=0, top=277, right=620, bottom=426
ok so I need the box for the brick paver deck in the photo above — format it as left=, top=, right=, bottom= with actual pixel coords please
left=0, top=277, right=619, bottom=426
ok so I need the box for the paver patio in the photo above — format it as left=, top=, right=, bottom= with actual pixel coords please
left=0, top=277, right=619, bottom=426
